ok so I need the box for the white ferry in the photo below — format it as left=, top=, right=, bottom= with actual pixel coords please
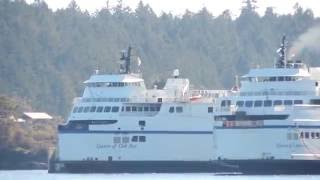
left=49, top=47, right=228, bottom=173
left=50, top=36, right=320, bottom=174
left=213, top=36, right=320, bottom=174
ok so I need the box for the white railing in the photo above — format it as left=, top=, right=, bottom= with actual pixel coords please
left=190, top=89, right=230, bottom=98
left=73, top=89, right=230, bottom=104
left=239, top=90, right=315, bottom=96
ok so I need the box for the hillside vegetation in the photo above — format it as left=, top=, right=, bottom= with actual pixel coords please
left=0, top=96, right=62, bottom=169
left=0, top=0, right=320, bottom=116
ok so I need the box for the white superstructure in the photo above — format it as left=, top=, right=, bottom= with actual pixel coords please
left=50, top=47, right=228, bottom=173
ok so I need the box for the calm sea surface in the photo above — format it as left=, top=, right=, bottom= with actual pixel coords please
left=1, top=170, right=320, bottom=180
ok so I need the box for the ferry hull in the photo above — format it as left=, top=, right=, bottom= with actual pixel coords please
left=49, top=160, right=231, bottom=173
left=49, top=159, right=320, bottom=174
left=217, top=159, right=320, bottom=175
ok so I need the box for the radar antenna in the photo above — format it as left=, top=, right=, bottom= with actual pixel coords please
left=119, top=46, right=132, bottom=74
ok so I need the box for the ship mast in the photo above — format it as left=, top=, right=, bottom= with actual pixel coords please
left=276, top=35, right=287, bottom=68
left=120, top=46, right=132, bottom=74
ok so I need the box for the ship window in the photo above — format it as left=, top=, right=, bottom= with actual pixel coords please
left=310, top=99, right=320, bottom=105
left=97, top=106, right=103, bottom=112
left=221, top=100, right=231, bottom=107
left=316, top=132, right=320, bottom=139
left=278, top=77, right=284, bottom=81
left=104, top=106, right=111, bottom=112
left=126, top=106, right=131, bottom=112
left=176, top=106, right=183, bottom=113
left=273, top=100, right=282, bottom=106
left=305, top=132, right=310, bottom=139
left=156, top=106, right=161, bottom=111
left=132, top=136, right=138, bottom=142
left=77, top=106, right=84, bottom=113
left=208, top=107, right=213, bottom=113
left=84, top=106, right=90, bottom=113
left=139, top=136, right=146, bottom=142
left=169, top=106, right=174, bottom=113
left=139, top=120, right=146, bottom=126
left=111, top=106, right=119, bottom=112
left=144, top=106, right=149, bottom=112
left=138, top=106, right=143, bottom=112
left=284, top=100, right=293, bottom=106
left=72, top=107, right=78, bottom=113
left=294, top=100, right=303, bottom=104
left=254, top=100, right=262, bottom=107
left=269, top=77, right=276, bottom=81
left=245, top=101, right=253, bottom=107
left=132, top=106, right=137, bottom=112
left=122, top=136, right=129, bottom=143
left=285, top=76, right=292, bottom=81
left=221, top=101, right=226, bottom=107
left=311, top=132, right=315, bottom=139
left=236, top=101, right=244, bottom=107
left=108, top=98, right=114, bottom=102
left=150, top=106, right=156, bottom=112
left=300, top=132, right=304, bottom=139
left=90, top=106, right=97, bottom=112
left=263, top=100, right=272, bottom=107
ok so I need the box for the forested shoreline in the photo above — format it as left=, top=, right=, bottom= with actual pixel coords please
left=0, top=0, right=319, bottom=116
left=1, top=0, right=320, bottom=170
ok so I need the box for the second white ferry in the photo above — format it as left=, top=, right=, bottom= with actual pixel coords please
left=213, top=36, right=320, bottom=174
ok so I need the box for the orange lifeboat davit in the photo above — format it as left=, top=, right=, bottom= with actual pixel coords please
left=190, top=94, right=202, bottom=101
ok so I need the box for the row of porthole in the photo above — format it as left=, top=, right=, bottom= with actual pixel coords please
left=73, top=105, right=161, bottom=114
left=287, top=132, right=320, bottom=140
left=73, top=106, right=120, bottom=113
left=299, top=132, right=320, bottom=139
left=221, top=99, right=303, bottom=108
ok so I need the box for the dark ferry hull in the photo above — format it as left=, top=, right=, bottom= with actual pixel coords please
left=48, top=160, right=234, bottom=173
left=49, top=159, right=320, bottom=174
left=217, top=159, right=320, bottom=175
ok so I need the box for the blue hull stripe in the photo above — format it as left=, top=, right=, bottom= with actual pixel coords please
left=215, top=125, right=320, bottom=129
left=59, top=126, right=320, bottom=134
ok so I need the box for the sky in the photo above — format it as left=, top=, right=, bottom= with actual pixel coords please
left=26, top=0, right=320, bottom=18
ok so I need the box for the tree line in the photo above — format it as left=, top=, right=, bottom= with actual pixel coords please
left=0, top=0, right=319, bottom=116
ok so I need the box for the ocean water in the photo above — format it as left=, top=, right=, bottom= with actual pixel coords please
left=0, top=170, right=320, bottom=180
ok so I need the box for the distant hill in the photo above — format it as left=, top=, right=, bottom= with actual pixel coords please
left=0, top=0, right=320, bottom=116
